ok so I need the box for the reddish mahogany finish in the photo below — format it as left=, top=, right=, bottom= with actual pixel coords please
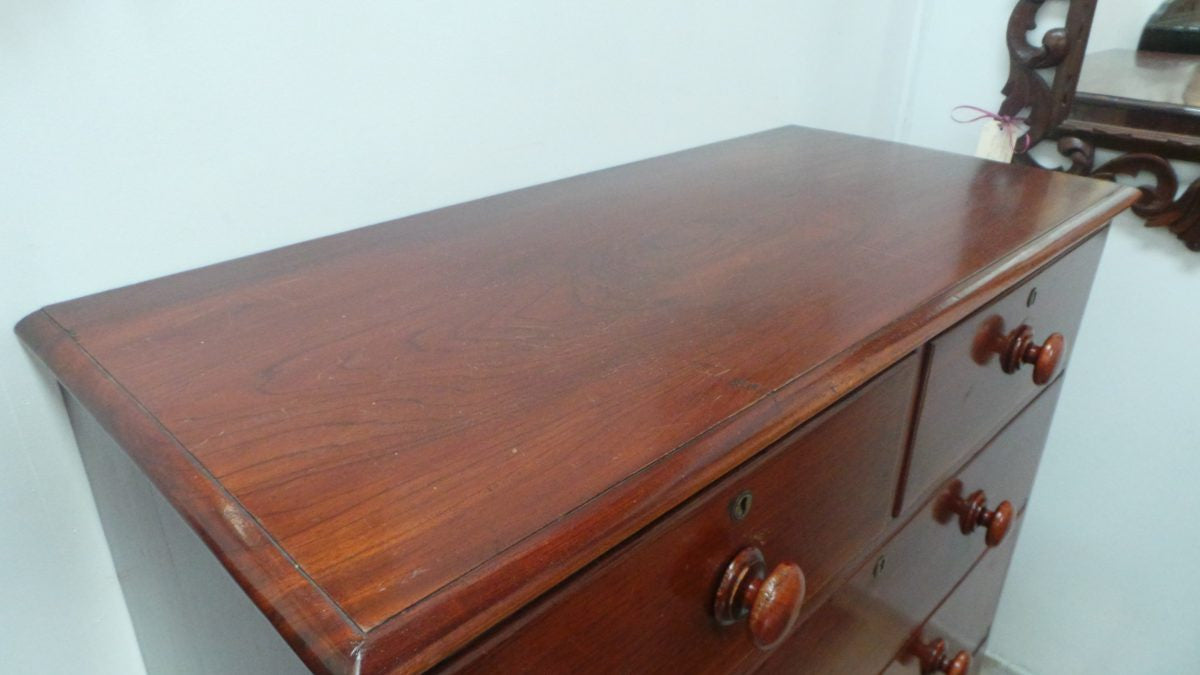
left=713, top=547, right=806, bottom=651
left=757, top=380, right=1063, bottom=675
left=14, top=127, right=1136, bottom=673
left=440, top=356, right=919, bottom=674
left=909, top=637, right=971, bottom=675
left=993, top=324, right=1064, bottom=385
left=883, top=514, right=1025, bottom=675
left=948, top=490, right=1013, bottom=547
left=900, top=231, right=1109, bottom=515
left=921, top=513, right=1025, bottom=656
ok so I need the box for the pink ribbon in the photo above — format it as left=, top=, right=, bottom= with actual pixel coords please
left=952, top=105, right=1031, bottom=154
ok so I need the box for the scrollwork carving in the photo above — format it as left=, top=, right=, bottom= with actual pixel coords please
left=1006, top=0, right=1070, bottom=69
left=1090, top=153, right=1178, bottom=218
left=1000, top=0, right=1199, bottom=250
left=999, top=0, right=1090, bottom=148
left=1056, top=136, right=1094, bottom=174
left=1146, top=181, right=1200, bottom=250
left=1051, top=136, right=1200, bottom=250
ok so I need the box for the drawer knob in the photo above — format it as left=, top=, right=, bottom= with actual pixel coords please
left=713, top=547, right=806, bottom=651
left=910, top=636, right=971, bottom=675
left=949, top=489, right=1013, bottom=547
left=998, top=324, right=1064, bottom=386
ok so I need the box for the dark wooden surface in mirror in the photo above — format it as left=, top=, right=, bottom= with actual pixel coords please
left=1140, top=0, right=1200, bottom=54
left=1065, top=48, right=1200, bottom=159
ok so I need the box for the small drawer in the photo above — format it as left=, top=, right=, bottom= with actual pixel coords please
left=899, top=230, right=1106, bottom=514
left=438, top=354, right=920, bottom=673
left=757, top=378, right=1060, bottom=675
left=883, top=522, right=1022, bottom=675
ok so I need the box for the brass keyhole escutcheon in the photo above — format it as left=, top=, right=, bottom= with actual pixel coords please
left=730, top=490, right=753, bottom=521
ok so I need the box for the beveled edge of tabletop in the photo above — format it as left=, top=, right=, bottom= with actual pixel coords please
left=14, top=178, right=1139, bottom=675
left=14, top=309, right=367, bottom=675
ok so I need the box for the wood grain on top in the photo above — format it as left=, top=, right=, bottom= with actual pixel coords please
left=16, top=126, right=1137, bottom=672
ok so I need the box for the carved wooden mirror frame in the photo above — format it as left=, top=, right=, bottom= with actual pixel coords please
left=1001, top=0, right=1200, bottom=250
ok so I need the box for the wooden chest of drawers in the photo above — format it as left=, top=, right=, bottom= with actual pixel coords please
left=16, top=127, right=1137, bottom=674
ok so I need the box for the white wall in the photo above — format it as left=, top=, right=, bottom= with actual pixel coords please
left=902, top=1, right=1200, bottom=673
left=0, top=2, right=923, bottom=672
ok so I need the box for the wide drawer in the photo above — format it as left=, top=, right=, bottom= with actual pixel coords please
left=899, top=230, right=1106, bottom=514
left=439, top=354, right=920, bottom=673
left=755, top=378, right=1062, bottom=675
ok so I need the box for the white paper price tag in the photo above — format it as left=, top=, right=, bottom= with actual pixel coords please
left=975, top=120, right=1015, bottom=163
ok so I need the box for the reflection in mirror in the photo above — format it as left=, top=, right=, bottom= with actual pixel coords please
left=1140, top=1, right=1200, bottom=54
left=998, top=0, right=1200, bottom=250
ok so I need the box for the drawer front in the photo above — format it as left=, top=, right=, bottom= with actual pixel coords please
left=756, top=378, right=1061, bottom=675
left=883, top=523, right=1022, bottom=675
left=901, top=230, right=1105, bottom=513
left=440, top=354, right=920, bottom=674
left=923, top=522, right=1022, bottom=657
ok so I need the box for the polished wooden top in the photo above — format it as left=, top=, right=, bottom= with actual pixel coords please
left=15, top=127, right=1137, bottom=673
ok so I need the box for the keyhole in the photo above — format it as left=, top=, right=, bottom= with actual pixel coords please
left=1027, top=287, right=1038, bottom=307
left=730, top=490, right=753, bottom=521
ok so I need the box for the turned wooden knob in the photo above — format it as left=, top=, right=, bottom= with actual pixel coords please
left=713, top=547, right=806, bottom=651
left=997, top=324, right=1063, bottom=385
left=948, top=489, right=1013, bottom=547
left=911, top=637, right=971, bottom=675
